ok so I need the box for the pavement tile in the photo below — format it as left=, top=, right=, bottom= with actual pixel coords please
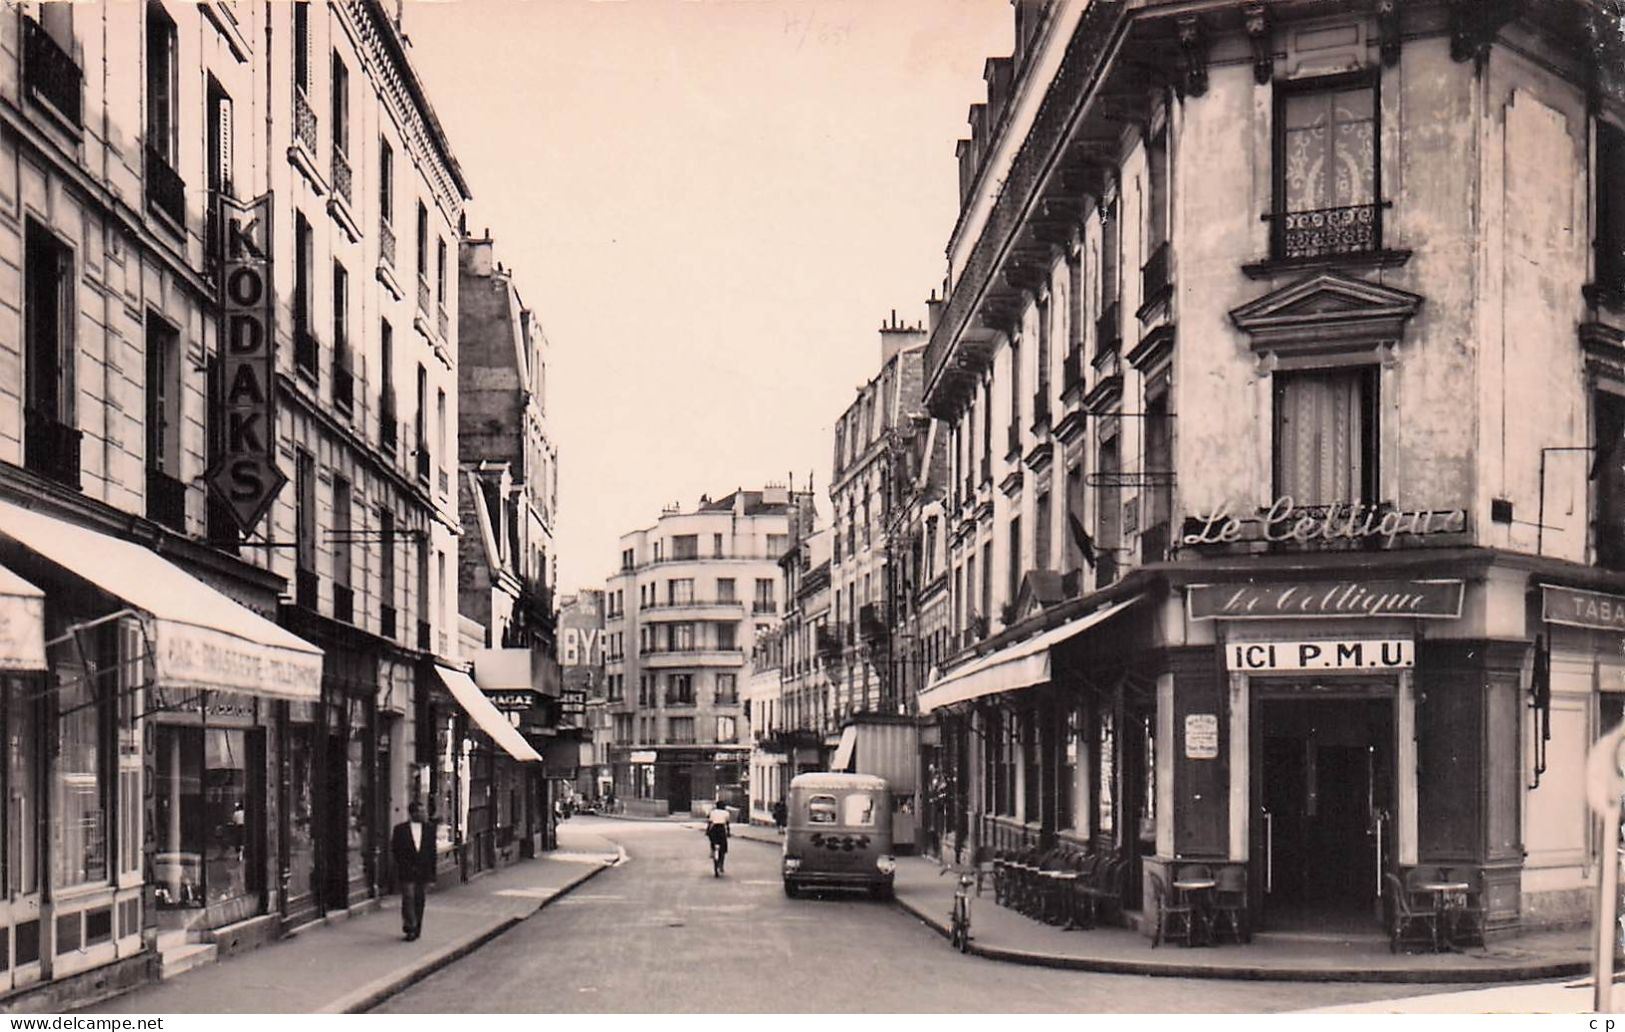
left=83, top=827, right=620, bottom=1014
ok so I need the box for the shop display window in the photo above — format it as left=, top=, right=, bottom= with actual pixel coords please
left=51, top=642, right=106, bottom=890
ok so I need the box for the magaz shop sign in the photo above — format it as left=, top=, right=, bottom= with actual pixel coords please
left=206, top=192, right=286, bottom=533
left=1226, top=639, right=1415, bottom=673
left=1188, top=579, right=1464, bottom=620
left=1182, top=496, right=1467, bottom=550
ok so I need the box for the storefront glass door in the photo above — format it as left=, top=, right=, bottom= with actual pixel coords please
left=1253, top=689, right=1394, bottom=933
left=4, top=675, right=42, bottom=991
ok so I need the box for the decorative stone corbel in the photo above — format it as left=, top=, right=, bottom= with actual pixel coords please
left=1243, top=4, right=1272, bottom=85
left=1177, top=16, right=1208, bottom=98
left=1376, top=0, right=1401, bottom=67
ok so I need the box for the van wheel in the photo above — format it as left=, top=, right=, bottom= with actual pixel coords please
left=870, top=882, right=893, bottom=902
left=783, top=879, right=799, bottom=898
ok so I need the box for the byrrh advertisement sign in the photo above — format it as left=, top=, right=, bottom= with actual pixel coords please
left=207, top=193, right=287, bottom=534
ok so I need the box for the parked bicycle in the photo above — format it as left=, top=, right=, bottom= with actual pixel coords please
left=948, top=868, right=975, bottom=953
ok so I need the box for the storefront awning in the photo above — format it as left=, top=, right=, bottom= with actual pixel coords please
left=830, top=725, right=857, bottom=772
left=0, top=563, right=46, bottom=671
left=434, top=663, right=543, bottom=763
left=0, top=499, right=321, bottom=699
left=917, top=595, right=1142, bottom=716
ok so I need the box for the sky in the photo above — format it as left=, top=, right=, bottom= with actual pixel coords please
left=402, top=0, right=1012, bottom=593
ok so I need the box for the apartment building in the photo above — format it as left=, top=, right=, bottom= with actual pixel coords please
left=603, top=488, right=805, bottom=815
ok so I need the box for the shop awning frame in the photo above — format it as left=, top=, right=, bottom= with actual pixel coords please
left=434, top=663, right=543, bottom=763
left=0, top=499, right=322, bottom=701
left=917, top=595, right=1143, bottom=716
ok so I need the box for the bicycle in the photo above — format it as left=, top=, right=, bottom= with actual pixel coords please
left=710, top=839, right=726, bottom=877
left=948, top=870, right=974, bottom=953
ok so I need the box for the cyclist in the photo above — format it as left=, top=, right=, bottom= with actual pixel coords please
left=706, top=799, right=731, bottom=876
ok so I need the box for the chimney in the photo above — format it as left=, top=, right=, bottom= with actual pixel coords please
left=763, top=483, right=789, bottom=507
left=462, top=235, right=495, bottom=277
left=733, top=490, right=747, bottom=517
left=880, top=307, right=928, bottom=366
left=926, top=289, right=945, bottom=333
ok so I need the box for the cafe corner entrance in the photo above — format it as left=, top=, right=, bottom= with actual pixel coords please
left=1250, top=682, right=1397, bottom=935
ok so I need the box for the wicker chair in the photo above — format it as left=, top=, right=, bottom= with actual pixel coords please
left=1385, top=871, right=1438, bottom=953
left=1149, top=870, right=1196, bottom=948
left=1211, top=864, right=1249, bottom=944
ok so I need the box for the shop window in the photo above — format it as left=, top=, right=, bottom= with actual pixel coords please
left=50, top=626, right=111, bottom=890
left=1022, top=710, right=1040, bottom=822
left=1272, top=76, right=1380, bottom=259
left=286, top=724, right=316, bottom=901
left=1273, top=366, right=1378, bottom=506
left=715, top=716, right=737, bottom=743
left=7, top=676, right=40, bottom=897
left=1097, top=710, right=1116, bottom=836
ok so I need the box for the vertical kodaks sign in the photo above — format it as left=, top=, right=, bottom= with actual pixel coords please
left=208, top=193, right=287, bottom=533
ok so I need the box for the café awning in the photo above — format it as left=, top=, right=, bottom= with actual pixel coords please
left=0, top=563, right=46, bottom=671
left=434, top=663, right=542, bottom=763
left=830, top=726, right=857, bottom=772
left=0, top=498, right=321, bottom=699
left=917, top=595, right=1142, bottom=716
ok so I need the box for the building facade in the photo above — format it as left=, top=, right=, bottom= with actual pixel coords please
left=603, top=489, right=805, bottom=815
left=559, top=590, right=608, bottom=801
left=826, top=314, right=937, bottom=851
left=917, top=0, right=1624, bottom=939
left=0, top=0, right=551, bottom=1008
left=456, top=233, right=562, bottom=873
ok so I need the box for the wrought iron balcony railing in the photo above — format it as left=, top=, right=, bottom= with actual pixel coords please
left=1095, top=301, right=1121, bottom=357
left=146, top=468, right=186, bottom=532
left=379, top=217, right=397, bottom=269
left=144, top=145, right=186, bottom=229
left=1266, top=202, right=1383, bottom=261
left=331, top=146, right=353, bottom=208
left=332, top=363, right=354, bottom=414
left=1140, top=240, right=1170, bottom=307
left=417, top=276, right=432, bottom=316
left=293, top=87, right=318, bottom=155
left=23, top=17, right=81, bottom=128
left=24, top=408, right=80, bottom=489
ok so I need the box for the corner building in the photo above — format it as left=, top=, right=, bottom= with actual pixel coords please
left=919, top=0, right=1622, bottom=938
left=604, top=489, right=807, bottom=815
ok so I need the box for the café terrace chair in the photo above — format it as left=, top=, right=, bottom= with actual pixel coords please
left=1148, top=870, right=1195, bottom=948
left=1211, top=864, right=1250, bottom=944
left=1385, top=871, right=1438, bottom=953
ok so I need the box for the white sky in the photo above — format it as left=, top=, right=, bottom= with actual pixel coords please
left=403, top=0, right=1012, bottom=593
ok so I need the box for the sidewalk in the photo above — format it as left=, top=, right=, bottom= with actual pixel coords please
left=83, top=826, right=621, bottom=1014
left=720, top=826, right=1596, bottom=987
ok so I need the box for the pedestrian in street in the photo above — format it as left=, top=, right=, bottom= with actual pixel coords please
left=706, top=798, right=731, bottom=876
left=391, top=801, right=435, bottom=942
left=772, top=798, right=787, bottom=834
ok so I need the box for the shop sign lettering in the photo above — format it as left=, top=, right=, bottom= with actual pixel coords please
left=1542, top=585, right=1625, bottom=632
left=151, top=685, right=257, bottom=720
left=1184, top=714, right=1219, bottom=759
left=561, top=627, right=601, bottom=666
left=485, top=690, right=538, bottom=711
left=629, top=750, right=658, bottom=764
left=1225, top=639, right=1414, bottom=673
left=206, top=192, right=286, bottom=534
left=1182, top=497, right=1467, bottom=550
left=1188, top=579, right=1463, bottom=621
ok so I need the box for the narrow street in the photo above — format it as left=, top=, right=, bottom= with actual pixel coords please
left=374, top=819, right=1484, bottom=1014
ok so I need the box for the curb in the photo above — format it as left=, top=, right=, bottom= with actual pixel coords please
left=326, top=858, right=616, bottom=1014
left=889, top=893, right=1591, bottom=985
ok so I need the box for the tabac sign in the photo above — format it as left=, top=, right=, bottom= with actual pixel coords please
left=206, top=192, right=287, bottom=534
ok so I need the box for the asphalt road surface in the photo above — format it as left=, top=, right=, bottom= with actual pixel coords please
left=374, top=817, right=1487, bottom=1013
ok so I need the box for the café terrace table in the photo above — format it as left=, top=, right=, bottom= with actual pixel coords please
left=1416, top=880, right=1472, bottom=951
left=1172, top=877, right=1218, bottom=946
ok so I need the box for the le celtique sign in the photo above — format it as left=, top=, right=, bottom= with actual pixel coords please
left=206, top=192, right=286, bottom=534
left=1226, top=639, right=1415, bottom=673
left=1188, top=579, right=1464, bottom=620
left=1182, top=497, right=1467, bottom=550
left=1542, top=585, right=1625, bottom=632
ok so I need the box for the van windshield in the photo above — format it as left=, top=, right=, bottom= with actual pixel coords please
left=842, top=793, right=876, bottom=826
left=808, top=795, right=838, bottom=823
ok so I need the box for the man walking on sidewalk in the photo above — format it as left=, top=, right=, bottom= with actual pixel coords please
left=392, top=801, right=436, bottom=941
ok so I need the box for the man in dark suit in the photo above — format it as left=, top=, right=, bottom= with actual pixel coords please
left=391, top=801, right=435, bottom=941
